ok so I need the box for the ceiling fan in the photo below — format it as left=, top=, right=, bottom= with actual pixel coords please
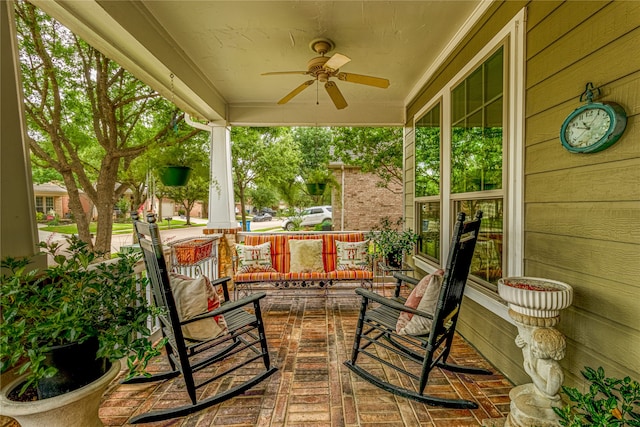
left=262, top=38, right=390, bottom=110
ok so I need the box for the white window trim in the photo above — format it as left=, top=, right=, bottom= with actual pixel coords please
left=411, top=8, right=526, bottom=323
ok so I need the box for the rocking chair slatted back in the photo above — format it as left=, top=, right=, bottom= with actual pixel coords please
left=344, top=211, right=491, bottom=409
left=126, top=213, right=277, bottom=423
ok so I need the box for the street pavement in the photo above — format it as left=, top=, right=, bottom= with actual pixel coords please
left=38, top=216, right=284, bottom=254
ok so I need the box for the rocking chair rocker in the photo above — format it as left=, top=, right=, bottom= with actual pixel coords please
left=125, top=213, right=277, bottom=423
left=344, top=211, right=491, bottom=409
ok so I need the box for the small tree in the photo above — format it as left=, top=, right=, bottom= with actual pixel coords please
left=231, top=127, right=300, bottom=230
left=161, top=176, right=210, bottom=225
left=330, top=127, right=403, bottom=193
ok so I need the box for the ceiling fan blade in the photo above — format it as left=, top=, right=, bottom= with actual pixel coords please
left=262, top=71, right=308, bottom=76
left=337, top=72, right=390, bottom=88
left=277, top=80, right=315, bottom=104
left=323, top=53, right=351, bottom=71
left=324, top=81, right=348, bottom=110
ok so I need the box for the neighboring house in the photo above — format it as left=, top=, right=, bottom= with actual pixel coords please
left=33, top=182, right=92, bottom=219
left=33, top=182, right=67, bottom=218
left=329, top=163, right=403, bottom=231
left=402, top=2, right=639, bottom=387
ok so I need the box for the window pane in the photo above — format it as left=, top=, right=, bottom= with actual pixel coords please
left=451, top=85, right=465, bottom=123
left=451, top=46, right=503, bottom=194
left=417, top=201, right=440, bottom=262
left=466, top=68, right=483, bottom=113
left=35, top=196, right=44, bottom=213
left=454, top=199, right=503, bottom=288
left=484, top=49, right=503, bottom=101
left=46, top=197, right=54, bottom=212
left=415, top=103, right=441, bottom=198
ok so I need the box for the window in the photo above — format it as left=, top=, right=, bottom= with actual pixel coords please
left=35, top=196, right=54, bottom=214
left=46, top=197, right=54, bottom=213
left=412, top=9, right=525, bottom=294
left=415, top=103, right=441, bottom=261
left=450, top=47, right=504, bottom=288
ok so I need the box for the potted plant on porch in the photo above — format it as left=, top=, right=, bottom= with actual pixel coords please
left=156, top=141, right=202, bottom=187
left=367, top=216, right=419, bottom=268
left=0, top=236, right=164, bottom=427
left=304, top=168, right=334, bottom=196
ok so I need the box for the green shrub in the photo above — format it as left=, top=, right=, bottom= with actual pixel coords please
left=554, top=366, right=640, bottom=426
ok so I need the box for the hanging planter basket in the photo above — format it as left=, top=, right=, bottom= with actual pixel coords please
left=306, top=182, right=327, bottom=196
left=159, top=166, right=192, bottom=186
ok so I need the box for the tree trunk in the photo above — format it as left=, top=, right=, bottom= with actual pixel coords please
left=238, top=186, right=247, bottom=231
left=61, top=173, right=93, bottom=246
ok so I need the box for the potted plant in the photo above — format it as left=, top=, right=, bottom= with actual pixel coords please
left=0, top=236, right=164, bottom=427
left=367, top=217, right=419, bottom=268
left=553, top=366, right=640, bottom=426
left=304, top=168, right=333, bottom=196
left=156, top=142, right=201, bottom=187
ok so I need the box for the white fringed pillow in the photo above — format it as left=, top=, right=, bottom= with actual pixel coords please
left=336, top=240, right=369, bottom=271
left=235, top=242, right=276, bottom=273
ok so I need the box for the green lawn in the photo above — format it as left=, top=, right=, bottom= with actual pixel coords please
left=41, top=219, right=204, bottom=235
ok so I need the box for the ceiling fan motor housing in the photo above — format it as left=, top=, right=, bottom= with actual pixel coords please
left=307, top=56, right=331, bottom=80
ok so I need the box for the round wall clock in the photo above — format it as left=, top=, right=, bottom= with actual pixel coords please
left=560, top=101, right=627, bottom=153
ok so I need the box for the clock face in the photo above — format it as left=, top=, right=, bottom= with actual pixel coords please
left=563, top=107, right=610, bottom=148
left=560, top=102, right=627, bottom=153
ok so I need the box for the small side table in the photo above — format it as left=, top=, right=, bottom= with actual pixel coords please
left=376, top=261, right=414, bottom=296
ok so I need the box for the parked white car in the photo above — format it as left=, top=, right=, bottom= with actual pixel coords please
left=282, top=205, right=332, bottom=231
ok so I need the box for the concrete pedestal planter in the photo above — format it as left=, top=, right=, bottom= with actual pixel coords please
left=0, top=361, right=119, bottom=427
left=497, top=277, right=574, bottom=427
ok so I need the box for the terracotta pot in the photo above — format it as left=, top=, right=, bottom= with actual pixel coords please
left=0, top=361, right=120, bottom=427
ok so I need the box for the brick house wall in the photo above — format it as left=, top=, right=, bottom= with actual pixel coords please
left=329, top=164, right=403, bottom=231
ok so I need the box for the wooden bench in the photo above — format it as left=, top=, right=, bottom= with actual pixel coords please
left=233, top=232, right=373, bottom=295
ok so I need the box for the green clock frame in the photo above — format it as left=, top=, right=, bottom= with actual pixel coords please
left=560, top=101, right=627, bottom=154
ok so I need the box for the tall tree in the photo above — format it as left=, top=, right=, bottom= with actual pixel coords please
left=330, top=127, right=403, bottom=193
left=293, top=127, right=333, bottom=176
left=15, top=2, right=199, bottom=253
left=231, top=127, right=300, bottom=230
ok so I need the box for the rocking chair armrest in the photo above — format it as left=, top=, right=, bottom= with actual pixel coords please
left=209, top=276, right=232, bottom=303
left=355, top=287, right=434, bottom=320
left=180, top=291, right=267, bottom=326
left=393, top=272, right=419, bottom=286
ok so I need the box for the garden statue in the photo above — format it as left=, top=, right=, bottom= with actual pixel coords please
left=496, top=277, right=574, bottom=427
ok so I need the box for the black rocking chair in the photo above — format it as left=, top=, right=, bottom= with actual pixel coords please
left=125, top=213, right=277, bottom=423
left=344, top=211, right=491, bottom=409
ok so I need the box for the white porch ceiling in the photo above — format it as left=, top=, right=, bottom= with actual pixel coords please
left=30, top=0, right=487, bottom=126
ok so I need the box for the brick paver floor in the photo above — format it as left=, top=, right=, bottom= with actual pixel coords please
left=1, top=284, right=513, bottom=426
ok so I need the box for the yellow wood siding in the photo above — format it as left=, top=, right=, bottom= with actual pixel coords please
left=404, top=0, right=640, bottom=387
left=525, top=0, right=640, bottom=383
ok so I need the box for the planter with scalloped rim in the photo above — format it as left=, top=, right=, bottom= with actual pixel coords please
left=0, top=361, right=119, bottom=427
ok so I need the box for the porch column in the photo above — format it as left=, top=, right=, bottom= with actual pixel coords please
left=207, top=122, right=237, bottom=229
left=1, top=1, right=44, bottom=266
left=184, top=115, right=238, bottom=282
